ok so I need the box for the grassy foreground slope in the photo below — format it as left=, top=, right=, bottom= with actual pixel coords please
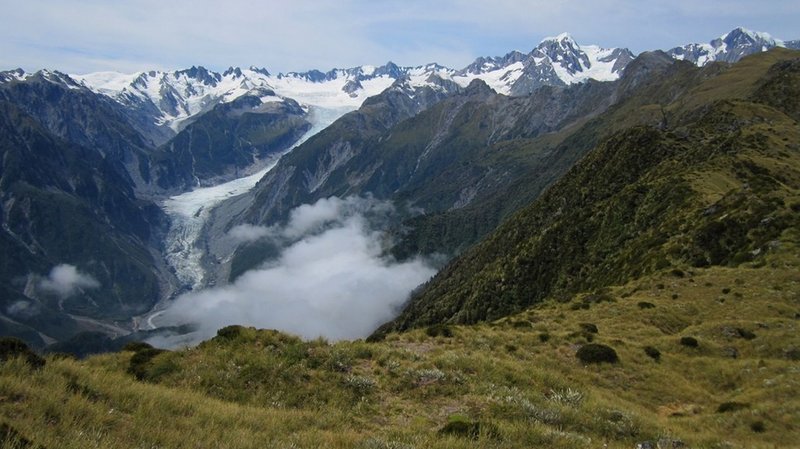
left=0, top=248, right=798, bottom=448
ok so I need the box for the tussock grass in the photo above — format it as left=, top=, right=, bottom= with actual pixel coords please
left=2, top=248, right=799, bottom=448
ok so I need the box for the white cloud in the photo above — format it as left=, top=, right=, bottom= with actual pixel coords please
left=6, top=300, right=37, bottom=319
left=228, top=224, right=274, bottom=244
left=38, top=264, right=100, bottom=298
left=227, top=196, right=395, bottom=244
left=158, top=197, right=435, bottom=345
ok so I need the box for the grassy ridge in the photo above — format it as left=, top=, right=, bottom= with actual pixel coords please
left=1, top=248, right=798, bottom=448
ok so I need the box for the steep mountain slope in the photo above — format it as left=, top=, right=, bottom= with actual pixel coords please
left=228, top=50, right=717, bottom=279
left=379, top=49, right=800, bottom=332
left=206, top=78, right=460, bottom=275
left=0, top=70, right=155, bottom=191
left=151, top=90, right=311, bottom=190
left=221, top=73, right=623, bottom=279
left=0, top=101, right=168, bottom=347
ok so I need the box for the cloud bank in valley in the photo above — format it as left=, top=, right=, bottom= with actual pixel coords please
left=157, top=197, right=435, bottom=345
left=38, top=264, right=100, bottom=298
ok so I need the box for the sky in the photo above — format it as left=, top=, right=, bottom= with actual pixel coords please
left=1, top=0, right=798, bottom=75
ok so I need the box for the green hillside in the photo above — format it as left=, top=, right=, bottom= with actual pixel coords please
left=381, top=49, right=800, bottom=332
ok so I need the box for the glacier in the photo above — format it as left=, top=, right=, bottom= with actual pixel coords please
left=161, top=105, right=353, bottom=292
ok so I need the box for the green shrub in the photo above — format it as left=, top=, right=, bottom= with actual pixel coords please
left=750, top=421, right=766, bottom=433
left=579, top=323, right=599, bottom=334
left=215, top=325, right=246, bottom=340
left=644, top=346, right=661, bottom=361
left=736, top=328, right=756, bottom=340
left=0, top=337, right=45, bottom=369
left=439, top=416, right=480, bottom=440
left=511, top=320, right=532, bottom=329
left=365, top=331, right=386, bottom=343
left=438, top=415, right=499, bottom=440
left=538, top=333, right=551, bottom=343
left=680, top=336, right=699, bottom=348
left=716, top=401, right=749, bottom=413
left=425, top=324, right=453, bottom=338
left=576, top=343, right=619, bottom=364
left=122, top=341, right=154, bottom=352
left=127, top=348, right=166, bottom=381
left=638, top=301, right=656, bottom=309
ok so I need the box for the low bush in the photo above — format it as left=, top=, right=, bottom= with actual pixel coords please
left=438, top=415, right=499, bottom=440
left=737, top=328, right=756, bottom=340
left=680, top=336, right=699, bottom=348
left=576, top=343, right=619, bottom=364
left=538, top=333, right=551, bottom=343
left=643, top=346, right=661, bottom=361
left=425, top=324, right=453, bottom=338
left=638, top=302, right=656, bottom=309
left=0, top=337, right=45, bottom=369
left=127, top=348, right=166, bottom=381
left=215, top=325, right=246, bottom=340
left=716, top=401, right=749, bottom=413
left=122, top=341, right=153, bottom=352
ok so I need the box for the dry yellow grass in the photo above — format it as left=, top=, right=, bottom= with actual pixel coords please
left=2, top=245, right=798, bottom=448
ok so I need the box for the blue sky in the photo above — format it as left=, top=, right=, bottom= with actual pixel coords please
left=1, top=0, right=798, bottom=74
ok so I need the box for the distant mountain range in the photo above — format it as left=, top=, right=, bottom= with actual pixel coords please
left=667, top=27, right=800, bottom=65
left=0, top=27, right=798, bottom=351
left=2, top=27, right=795, bottom=147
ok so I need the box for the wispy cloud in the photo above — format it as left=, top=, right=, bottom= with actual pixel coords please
left=1, top=1, right=798, bottom=74
left=38, top=264, right=100, bottom=298
left=156, top=197, right=435, bottom=345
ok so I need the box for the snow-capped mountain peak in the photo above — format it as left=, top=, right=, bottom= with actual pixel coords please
left=0, top=68, right=31, bottom=83
left=451, top=33, right=634, bottom=95
left=720, top=27, right=782, bottom=47
left=541, top=32, right=579, bottom=47
left=667, top=26, right=790, bottom=66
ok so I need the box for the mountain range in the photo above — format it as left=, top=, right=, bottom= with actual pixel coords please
left=0, top=27, right=798, bottom=351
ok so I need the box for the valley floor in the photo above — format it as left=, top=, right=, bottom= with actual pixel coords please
left=1, top=247, right=798, bottom=448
